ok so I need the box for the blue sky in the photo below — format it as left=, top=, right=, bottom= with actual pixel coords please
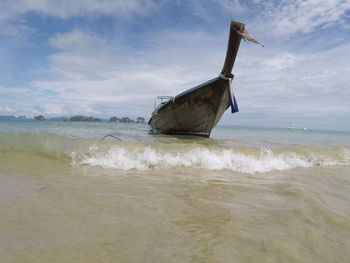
left=0, top=0, right=350, bottom=130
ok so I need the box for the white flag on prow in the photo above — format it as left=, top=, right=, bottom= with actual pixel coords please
left=237, top=28, right=264, bottom=47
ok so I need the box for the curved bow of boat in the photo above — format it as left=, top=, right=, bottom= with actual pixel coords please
left=220, top=21, right=245, bottom=79
left=148, top=20, right=259, bottom=137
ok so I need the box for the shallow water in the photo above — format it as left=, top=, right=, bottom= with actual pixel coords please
left=0, top=121, right=349, bottom=262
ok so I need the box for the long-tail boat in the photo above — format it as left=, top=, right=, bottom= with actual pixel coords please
left=148, top=21, right=260, bottom=137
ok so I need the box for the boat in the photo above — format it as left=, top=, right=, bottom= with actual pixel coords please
left=148, top=20, right=260, bottom=137
left=288, top=121, right=295, bottom=129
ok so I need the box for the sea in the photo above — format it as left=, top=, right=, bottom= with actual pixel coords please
left=0, top=120, right=349, bottom=263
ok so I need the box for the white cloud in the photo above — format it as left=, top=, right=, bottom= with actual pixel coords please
left=0, top=105, right=14, bottom=113
left=49, top=30, right=109, bottom=52
left=215, top=0, right=246, bottom=13
left=28, top=29, right=225, bottom=117
left=0, top=86, right=28, bottom=95
left=256, top=0, right=350, bottom=37
left=233, top=42, right=350, bottom=118
left=46, top=30, right=116, bottom=81
left=0, top=0, right=157, bottom=20
left=183, top=0, right=246, bottom=21
left=260, top=53, right=305, bottom=71
left=0, top=21, right=34, bottom=37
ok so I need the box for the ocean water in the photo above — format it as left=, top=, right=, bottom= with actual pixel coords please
left=0, top=120, right=349, bottom=262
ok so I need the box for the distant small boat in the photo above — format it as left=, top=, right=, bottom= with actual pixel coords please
left=288, top=121, right=295, bottom=129
left=149, top=21, right=260, bottom=137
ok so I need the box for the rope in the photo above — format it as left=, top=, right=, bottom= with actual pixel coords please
left=100, top=134, right=122, bottom=141
left=219, top=73, right=233, bottom=98
left=219, top=73, right=239, bottom=113
left=219, top=73, right=232, bottom=81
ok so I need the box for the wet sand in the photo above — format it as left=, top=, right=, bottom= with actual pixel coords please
left=1, top=157, right=350, bottom=262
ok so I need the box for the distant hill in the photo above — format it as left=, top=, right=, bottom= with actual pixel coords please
left=34, top=115, right=45, bottom=121
left=68, top=115, right=101, bottom=122
left=0, top=114, right=146, bottom=123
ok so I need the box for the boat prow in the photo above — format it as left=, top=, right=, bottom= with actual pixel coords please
left=149, top=20, right=258, bottom=137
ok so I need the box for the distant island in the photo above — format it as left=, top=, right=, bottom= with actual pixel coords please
left=109, top=116, right=145, bottom=123
left=66, top=115, right=145, bottom=123
left=67, top=115, right=101, bottom=122
left=34, top=115, right=45, bottom=121
left=0, top=115, right=146, bottom=123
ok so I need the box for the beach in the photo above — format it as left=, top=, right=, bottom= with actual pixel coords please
left=1, top=121, right=350, bottom=262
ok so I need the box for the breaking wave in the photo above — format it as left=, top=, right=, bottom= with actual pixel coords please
left=1, top=132, right=349, bottom=174
left=72, top=144, right=350, bottom=174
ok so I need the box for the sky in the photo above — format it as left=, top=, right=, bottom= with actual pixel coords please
left=0, top=0, right=350, bottom=130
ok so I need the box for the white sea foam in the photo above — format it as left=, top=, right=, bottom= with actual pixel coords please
left=70, top=145, right=350, bottom=174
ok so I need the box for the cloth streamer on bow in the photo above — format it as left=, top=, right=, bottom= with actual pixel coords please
left=219, top=73, right=239, bottom=113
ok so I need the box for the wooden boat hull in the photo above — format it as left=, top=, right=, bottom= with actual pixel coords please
left=148, top=77, right=231, bottom=137
left=148, top=21, right=246, bottom=137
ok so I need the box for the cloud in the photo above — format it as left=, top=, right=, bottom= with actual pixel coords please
left=49, top=30, right=109, bottom=51
left=0, top=105, right=14, bottom=113
left=214, top=0, right=246, bottom=13
left=259, top=53, right=305, bottom=71
left=0, top=86, right=28, bottom=95
left=0, top=21, right=35, bottom=37
left=233, top=42, right=350, bottom=119
left=188, top=0, right=246, bottom=19
left=255, top=0, right=350, bottom=37
left=29, top=29, right=225, bottom=117
left=0, top=0, right=157, bottom=20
